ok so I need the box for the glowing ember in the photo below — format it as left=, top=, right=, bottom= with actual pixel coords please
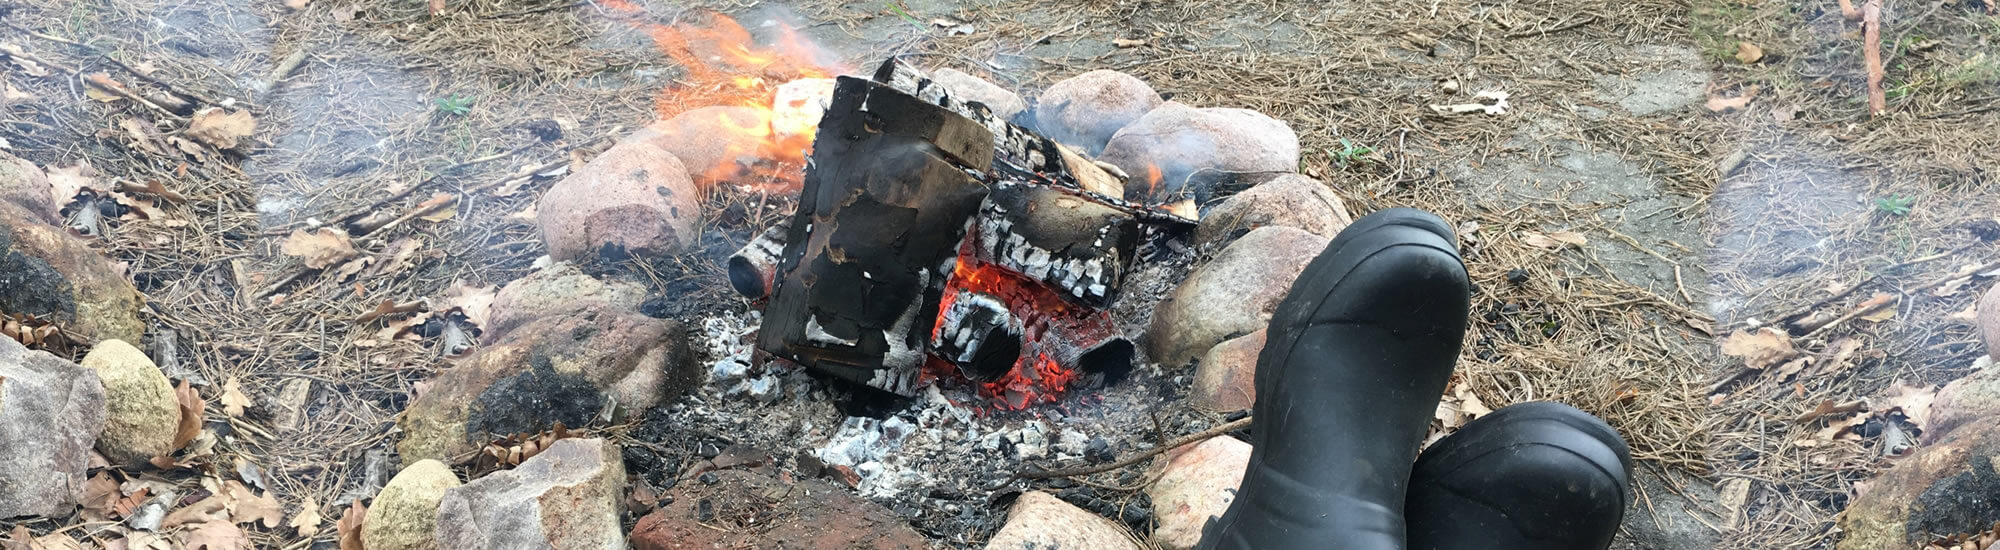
left=932, top=237, right=1127, bottom=410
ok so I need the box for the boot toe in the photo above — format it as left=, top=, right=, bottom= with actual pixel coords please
left=1406, top=402, right=1633, bottom=550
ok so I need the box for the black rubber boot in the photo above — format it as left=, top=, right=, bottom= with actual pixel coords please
left=1197, top=208, right=1470, bottom=550
left=1405, top=401, right=1634, bottom=550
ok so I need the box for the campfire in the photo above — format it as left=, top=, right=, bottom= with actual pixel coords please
left=711, top=58, right=1194, bottom=410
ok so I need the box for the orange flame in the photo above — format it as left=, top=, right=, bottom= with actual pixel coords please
left=603, top=7, right=846, bottom=188
left=1144, top=164, right=1163, bottom=195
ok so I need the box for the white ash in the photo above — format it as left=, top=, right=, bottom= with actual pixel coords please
left=620, top=239, right=1217, bottom=539
left=700, top=311, right=790, bottom=402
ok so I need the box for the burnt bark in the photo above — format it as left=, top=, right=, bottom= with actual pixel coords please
left=756, top=76, right=996, bottom=395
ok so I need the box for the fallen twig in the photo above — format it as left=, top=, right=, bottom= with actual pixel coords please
left=1801, top=293, right=1896, bottom=339
left=83, top=73, right=183, bottom=119
left=1013, top=416, right=1251, bottom=481
left=1505, top=15, right=1599, bottom=39
left=1863, top=0, right=1886, bottom=115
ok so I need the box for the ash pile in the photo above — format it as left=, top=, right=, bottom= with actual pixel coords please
left=627, top=56, right=1354, bottom=549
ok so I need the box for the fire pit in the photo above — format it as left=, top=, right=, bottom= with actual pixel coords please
left=729, top=60, right=1193, bottom=410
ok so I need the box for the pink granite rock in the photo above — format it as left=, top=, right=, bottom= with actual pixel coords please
left=1098, top=102, right=1300, bottom=202
left=537, top=140, right=701, bottom=261
left=1146, top=436, right=1252, bottom=550
left=1147, top=226, right=1328, bottom=368
left=1191, top=329, right=1265, bottom=412
left=1034, top=70, right=1163, bottom=155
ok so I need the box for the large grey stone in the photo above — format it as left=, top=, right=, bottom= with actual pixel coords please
left=79, top=339, right=178, bottom=466
left=1839, top=416, right=2000, bottom=550
left=0, top=336, right=106, bottom=518
left=537, top=140, right=701, bottom=262
left=484, top=262, right=647, bottom=342
left=0, top=153, right=56, bottom=224
left=1099, top=102, right=1301, bottom=202
left=1034, top=70, right=1162, bottom=155
left=363, top=459, right=460, bottom=550
left=0, top=201, right=144, bottom=344
left=1195, top=174, right=1351, bottom=248
left=1146, top=226, right=1328, bottom=368
left=1928, top=363, right=2000, bottom=446
left=435, top=438, right=625, bottom=550
left=397, top=303, right=696, bottom=467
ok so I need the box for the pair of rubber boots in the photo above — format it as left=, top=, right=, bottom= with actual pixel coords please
left=1195, top=208, right=1633, bottom=550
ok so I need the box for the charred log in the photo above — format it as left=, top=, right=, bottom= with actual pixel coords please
left=756, top=76, right=996, bottom=396
left=727, top=217, right=790, bottom=299
left=932, top=289, right=1021, bottom=382
left=969, top=182, right=1142, bottom=309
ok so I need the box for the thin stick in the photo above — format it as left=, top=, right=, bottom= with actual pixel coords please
left=83, top=73, right=183, bottom=119
left=1014, top=416, right=1251, bottom=480
left=1504, top=15, right=1598, bottom=39
left=1862, top=0, right=1886, bottom=116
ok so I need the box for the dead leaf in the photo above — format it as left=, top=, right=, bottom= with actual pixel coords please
left=83, top=73, right=135, bottom=103
left=1720, top=327, right=1797, bottom=370
left=1882, top=380, right=1937, bottom=430
left=185, top=108, right=256, bottom=150
left=161, top=494, right=229, bottom=528
left=0, top=43, right=50, bottom=77
left=1706, top=85, right=1760, bottom=113
left=46, top=162, right=100, bottom=201
left=79, top=471, right=122, bottom=518
left=1521, top=230, right=1588, bottom=249
left=1112, top=38, right=1148, bottom=48
left=33, top=533, right=84, bottom=550
left=369, top=238, right=425, bottom=277
left=1858, top=306, right=1896, bottom=322
left=336, top=502, right=366, bottom=550
left=290, top=496, right=323, bottom=538
left=414, top=193, right=459, bottom=223
left=224, top=481, right=282, bottom=528
left=172, top=379, right=203, bottom=451
left=1432, top=380, right=1493, bottom=431
left=1773, top=355, right=1812, bottom=380
left=1, top=80, right=34, bottom=104
left=1950, top=303, right=1978, bottom=322
left=443, top=281, right=497, bottom=328
left=180, top=520, right=251, bottom=550
left=166, top=136, right=213, bottom=163
left=281, top=228, right=359, bottom=270
left=1817, top=337, right=1866, bottom=377
left=220, top=377, right=251, bottom=418
left=331, top=4, right=361, bottom=21
left=118, top=118, right=168, bottom=157
left=1735, top=41, right=1765, bottom=64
